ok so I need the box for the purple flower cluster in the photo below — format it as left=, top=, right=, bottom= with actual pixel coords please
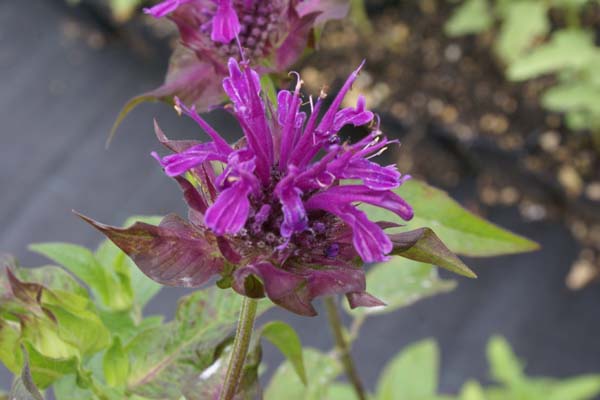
left=136, top=0, right=348, bottom=111
left=88, top=59, right=414, bottom=316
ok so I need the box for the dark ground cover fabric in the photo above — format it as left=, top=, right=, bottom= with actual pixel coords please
left=1, top=0, right=600, bottom=395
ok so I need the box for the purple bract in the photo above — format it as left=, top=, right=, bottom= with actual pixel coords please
left=87, top=60, right=414, bottom=316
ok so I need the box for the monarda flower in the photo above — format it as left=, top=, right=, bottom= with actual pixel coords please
left=84, top=59, right=420, bottom=316
left=113, top=0, right=348, bottom=131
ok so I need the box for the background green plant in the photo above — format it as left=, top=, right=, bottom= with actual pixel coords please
left=445, top=0, right=600, bottom=147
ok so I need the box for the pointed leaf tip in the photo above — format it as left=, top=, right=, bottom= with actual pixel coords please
left=107, top=95, right=157, bottom=148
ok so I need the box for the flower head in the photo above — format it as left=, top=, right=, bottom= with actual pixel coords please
left=89, top=60, right=414, bottom=316
left=136, top=0, right=348, bottom=110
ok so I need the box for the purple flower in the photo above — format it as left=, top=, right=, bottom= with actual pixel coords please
left=87, top=60, right=415, bottom=316
left=113, top=0, right=348, bottom=131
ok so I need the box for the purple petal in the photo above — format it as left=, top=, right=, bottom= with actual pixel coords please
left=159, top=143, right=228, bottom=177
left=76, top=213, right=224, bottom=287
left=143, top=0, right=191, bottom=18
left=340, top=159, right=401, bottom=191
left=232, top=262, right=316, bottom=316
left=211, top=0, right=241, bottom=43
left=310, top=185, right=413, bottom=221
left=332, top=95, right=374, bottom=131
left=204, top=181, right=253, bottom=235
left=305, top=199, right=392, bottom=262
left=275, top=175, right=308, bottom=238
left=222, top=58, right=273, bottom=182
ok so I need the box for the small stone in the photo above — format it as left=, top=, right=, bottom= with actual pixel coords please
left=444, top=44, right=462, bottom=62
left=519, top=201, right=547, bottom=221
left=479, top=113, right=509, bottom=135
left=558, top=165, right=584, bottom=198
left=566, top=258, right=598, bottom=290
left=480, top=186, right=499, bottom=205
left=440, top=105, right=458, bottom=124
left=585, top=182, right=600, bottom=201
left=538, top=131, right=561, bottom=152
left=499, top=186, right=519, bottom=206
left=427, top=99, right=444, bottom=116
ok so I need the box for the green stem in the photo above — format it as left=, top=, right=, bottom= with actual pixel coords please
left=324, top=297, right=368, bottom=400
left=219, top=297, right=258, bottom=400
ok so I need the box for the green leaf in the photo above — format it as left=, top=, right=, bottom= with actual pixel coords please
left=376, top=339, right=439, bottom=400
left=445, top=0, right=493, bottom=37
left=327, top=383, right=360, bottom=400
left=103, top=337, right=129, bottom=388
left=508, top=30, right=597, bottom=81
left=459, top=380, right=486, bottom=400
left=542, top=82, right=600, bottom=114
left=9, top=347, right=44, bottom=400
left=40, top=291, right=111, bottom=356
left=265, top=349, right=342, bottom=400
left=16, top=266, right=88, bottom=299
left=181, top=340, right=262, bottom=400
left=28, top=243, right=115, bottom=308
left=362, top=179, right=539, bottom=257
left=487, top=336, right=523, bottom=386
left=260, top=321, right=307, bottom=384
left=125, top=289, right=271, bottom=399
left=0, top=320, right=24, bottom=373
left=24, top=342, right=79, bottom=390
left=52, top=374, right=94, bottom=400
left=495, top=1, right=549, bottom=63
left=109, top=0, right=142, bottom=22
left=546, top=375, right=600, bottom=400
left=351, top=258, right=456, bottom=316
left=391, top=228, right=476, bottom=278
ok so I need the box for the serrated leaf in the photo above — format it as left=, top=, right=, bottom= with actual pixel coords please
left=260, top=321, right=307, bottom=384
left=182, top=340, right=262, bottom=400
left=351, top=258, right=456, bottom=316
left=103, top=337, right=129, bottom=388
left=362, top=179, right=539, bottom=257
left=508, top=30, right=597, bottom=81
left=445, top=0, right=493, bottom=37
left=495, top=1, right=549, bottom=63
left=265, top=349, right=342, bottom=400
left=125, top=289, right=271, bottom=399
left=487, top=336, right=523, bottom=386
left=376, top=339, right=439, bottom=400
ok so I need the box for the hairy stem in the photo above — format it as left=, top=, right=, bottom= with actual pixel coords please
left=219, top=297, right=258, bottom=400
left=324, top=297, right=368, bottom=400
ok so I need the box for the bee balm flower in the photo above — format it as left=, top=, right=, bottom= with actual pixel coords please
left=86, top=60, right=414, bottom=316
left=121, top=0, right=348, bottom=113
